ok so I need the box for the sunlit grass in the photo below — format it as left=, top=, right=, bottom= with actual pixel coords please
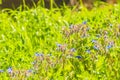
left=0, top=2, right=120, bottom=79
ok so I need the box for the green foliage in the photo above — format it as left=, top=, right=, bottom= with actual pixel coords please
left=0, top=2, right=120, bottom=80
left=0, top=0, right=2, bottom=4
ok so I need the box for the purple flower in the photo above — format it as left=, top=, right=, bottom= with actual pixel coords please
left=39, top=53, right=43, bottom=56
left=91, top=40, right=97, bottom=43
left=104, top=35, right=108, bottom=39
left=56, top=43, right=67, bottom=52
left=27, top=69, right=32, bottom=73
left=82, top=21, right=87, bottom=24
left=35, top=53, right=39, bottom=56
left=70, top=48, right=76, bottom=52
left=93, top=45, right=99, bottom=50
left=106, top=45, right=112, bottom=49
left=75, top=56, right=82, bottom=59
left=69, top=24, right=74, bottom=29
left=56, top=43, right=61, bottom=47
left=109, top=41, right=114, bottom=46
left=7, top=67, right=12, bottom=73
left=106, top=41, right=114, bottom=50
left=26, top=69, right=33, bottom=77
left=86, top=49, right=90, bottom=53
left=35, top=53, right=43, bottom=56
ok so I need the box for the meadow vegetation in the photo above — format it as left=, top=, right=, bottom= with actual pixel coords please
left=0, top=1, right=120, bottom=79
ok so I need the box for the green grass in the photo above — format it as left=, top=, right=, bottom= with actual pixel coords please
left=0, top=2, right=120, bottom=80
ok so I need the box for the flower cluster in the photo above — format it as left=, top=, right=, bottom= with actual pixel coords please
left=62, top=23, right=89, bottom=38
